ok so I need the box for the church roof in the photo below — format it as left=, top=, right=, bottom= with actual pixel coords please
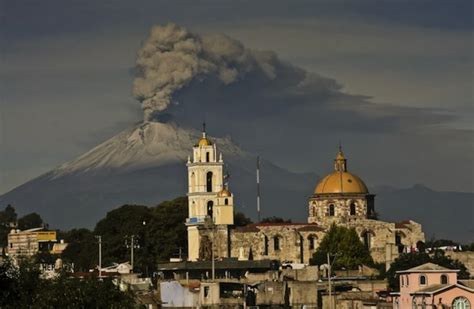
left=396, top=263, right=458, bottom=274
left=314, top=149, right=369, bottom=194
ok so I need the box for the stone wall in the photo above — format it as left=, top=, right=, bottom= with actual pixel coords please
left=229, top=223, right=326, bottom=264
left=445, top=251, right=474, bottom=277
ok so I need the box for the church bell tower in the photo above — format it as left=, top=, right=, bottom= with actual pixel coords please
left=186, top=124, right=234, bottom=261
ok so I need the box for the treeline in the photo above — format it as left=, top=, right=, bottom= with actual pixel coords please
left=0, top=259, right=135, bottom=308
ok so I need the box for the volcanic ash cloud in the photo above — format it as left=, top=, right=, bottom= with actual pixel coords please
left=132, top=23, right=285, bottom=121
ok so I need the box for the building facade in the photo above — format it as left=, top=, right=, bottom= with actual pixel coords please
left=7, top=227, right=57, bottom=257
left=392, top=263, right=474, bottom=309
left=186, top=128, right=425, bottom=267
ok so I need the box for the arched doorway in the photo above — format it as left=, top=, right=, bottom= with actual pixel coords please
left=207, top=201, right=214, bottom=217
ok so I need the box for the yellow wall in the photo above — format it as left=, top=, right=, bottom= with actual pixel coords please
left=35, top=231, right=57, bottom=242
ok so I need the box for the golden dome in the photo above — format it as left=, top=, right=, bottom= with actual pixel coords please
left=314, top=147, right=369, bottom=194
left=218, top=188, right=232, bottom=197
left=314, top=172, right=368, bottom=194
left=198, top=137, right=212, bottom=146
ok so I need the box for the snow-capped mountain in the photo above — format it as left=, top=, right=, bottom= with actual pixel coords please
left=52, top=121, right=248, bottom=177
left=0, top=122, right=316, bottom=229
left=1, top=121, right=472, bottom=243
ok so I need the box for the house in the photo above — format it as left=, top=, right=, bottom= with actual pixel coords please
left=392, top=262, right=474, bottom=308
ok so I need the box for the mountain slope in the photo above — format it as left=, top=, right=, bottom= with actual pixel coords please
left=0, top=122, right=316, bottom=229
left=1, top=122, right=472, bottom=244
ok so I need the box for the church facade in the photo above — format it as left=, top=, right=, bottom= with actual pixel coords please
left=185, top=128, right=425, bottom=269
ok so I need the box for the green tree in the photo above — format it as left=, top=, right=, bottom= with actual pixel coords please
left=0, top=258, right=135, bottom=308
left=147, top=196, right=188, bottom=264
left=234, top=211, right=253, bottom=226
left=0, top=205, right=17, bottom=248
left=310, top=224, right=373, bottom=270
left=94, top=204, right=151, bottom=270
left=17, top=213, right=43, bottom=230
left=61, top=228, right=98, bottom=272
left=260, top=216, right=291, bottom=223
left=386, top=250, right=470, bottom=290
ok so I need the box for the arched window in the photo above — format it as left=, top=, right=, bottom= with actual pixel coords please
left=206, top=172, right=213, bottom=192
left=441, top=274, right=448, bottom=284
left=452, top=297, right=471, bottom=309
left=263, top=236, right=269, bottom=255
left=308, top=235, right=316, bottom=250
left=329, top=204, right=335, bottom=216
left=419, top=275, right=427, bottom=286
left=207, top=201, right=214, bottom=217
left=412, top=299, right=417, bottom=309
left=273, top=236, right=280, bottom=251
left=350, top=203, right=356, bottom=216
left=362, top=231, right=372, bottom=250
left=206, top=152, right=210, bottom=162
left=224, top=198, right=228, bottom=205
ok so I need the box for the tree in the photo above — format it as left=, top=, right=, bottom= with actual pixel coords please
left=0, top=205, right=17, bottom=248
left=386, top=250, right=470, bottom=290
left=260, top=216, right=291, bottom=223
left=0, top=258, right=135, bottom=308
left=17, top=213, right=43, bottom=230
left=61, top=228, right=98, bottom=272
left=310, top=224, right=373, bottom=270
left=234, top=212, right=253, bottom=226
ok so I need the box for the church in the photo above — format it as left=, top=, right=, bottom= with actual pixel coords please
left=185, top=127, right=425, bottom=269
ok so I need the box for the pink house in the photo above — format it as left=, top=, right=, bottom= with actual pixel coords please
left=392, top=262, right=474, bottom=308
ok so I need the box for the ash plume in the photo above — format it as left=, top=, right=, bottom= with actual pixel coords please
left=133, top=23, right=273, bottom=120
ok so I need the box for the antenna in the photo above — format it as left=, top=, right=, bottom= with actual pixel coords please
left=256, top=156, right=261, bottom=222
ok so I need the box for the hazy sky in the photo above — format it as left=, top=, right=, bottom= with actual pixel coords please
left=1, top=0, right=473, bottom=194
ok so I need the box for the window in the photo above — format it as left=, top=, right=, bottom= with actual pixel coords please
left=263, top=236, right=269, bottom=255
left=207, top=201, right=214, bottom=217
left=329, top=204, right=335, bottom=216
left=419, top=275, right=427, bottom=286
left=274, top=236, right=280, bottom=251
left=206, top=152, right=210, bottom=162
left=224, top=198, right=228, bottom=205
left=204, top=286, right=210, bottom=298
left=309, top=236, right=315, bottom=250
left=406, top=275, right=409, bottom=286
left=401, top=275, right=405, bottom=286
left=452, top=297, right=471, bottom=309
left=350, top=203, right=356, bottom=215
left=362, top=231, right=372, bottom=250
left=440, top=274, right=448, bottom=284
left=206, top=172, right=213, bottom=192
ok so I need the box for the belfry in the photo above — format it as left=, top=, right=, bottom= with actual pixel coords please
left=185, top=124, right=234, bottom=261
left=184, top=126, right=425, bottom=268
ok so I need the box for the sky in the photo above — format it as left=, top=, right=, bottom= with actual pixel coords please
left=1, top=0, right=473, bottom=194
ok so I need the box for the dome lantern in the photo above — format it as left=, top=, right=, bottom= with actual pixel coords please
left=314, top=147, right=368, bottom=194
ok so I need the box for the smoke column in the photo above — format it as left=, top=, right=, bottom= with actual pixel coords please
left=133, top=23, right=281, bottom=121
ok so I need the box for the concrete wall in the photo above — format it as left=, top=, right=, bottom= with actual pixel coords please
left=160, top=281, right=199, bottom=308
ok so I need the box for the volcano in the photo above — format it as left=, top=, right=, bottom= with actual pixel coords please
left=0, top=122, right=316, bottom=229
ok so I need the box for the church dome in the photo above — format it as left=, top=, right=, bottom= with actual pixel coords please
left=198, top=137, right=212, bottom=146
left=217, top=188, right=232, bottom=197
left=314, top=148, right=369, bottom=194
left=314, top=172, right=368, bottom=194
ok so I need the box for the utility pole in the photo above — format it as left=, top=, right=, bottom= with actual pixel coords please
left=125, top=235, right=139, bottom=273
left=95, top=235, right=102, bottom=278
left=327, top=253, right=332, bottom=309
left=131, top=235, right=134, bottom=272
left=211, top=228, right=215, bottom=281
left=256, top=156, right=261, bottom=222
left=327, top=253, right=338, bottom=309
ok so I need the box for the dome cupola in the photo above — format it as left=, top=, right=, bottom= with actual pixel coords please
left=314, top=147, right=369, bottom=194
